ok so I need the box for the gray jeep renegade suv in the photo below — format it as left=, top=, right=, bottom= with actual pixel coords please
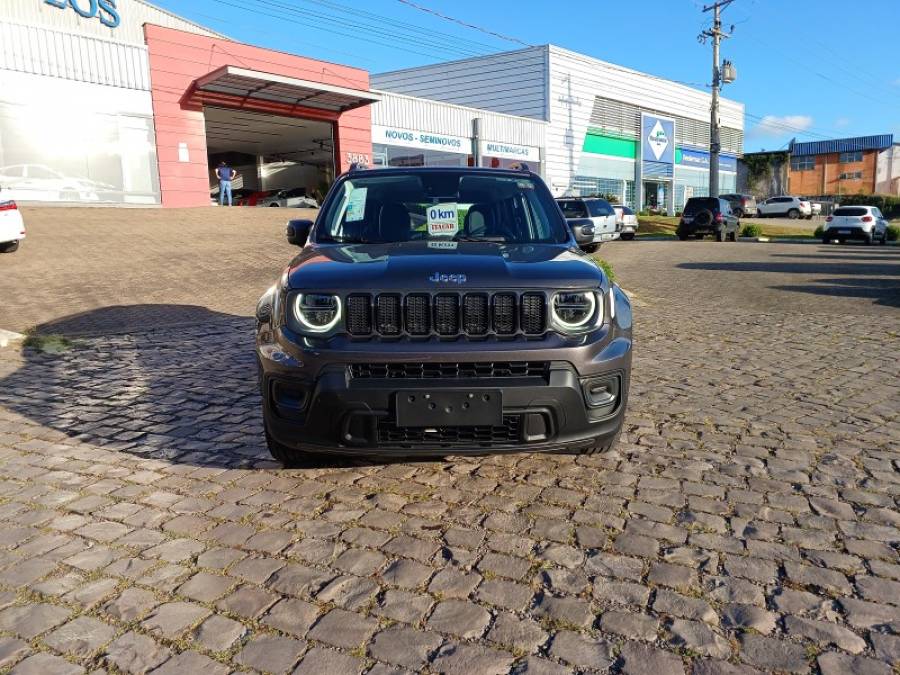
left=255, top=165, right=632, bottom=463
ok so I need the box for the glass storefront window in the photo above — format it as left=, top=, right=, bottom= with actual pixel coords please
left=373, top=143, right=469, bottom=168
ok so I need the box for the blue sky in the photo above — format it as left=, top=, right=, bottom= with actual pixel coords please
left=155, top=0, right=900, bottom=152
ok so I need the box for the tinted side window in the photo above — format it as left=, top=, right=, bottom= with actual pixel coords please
left=558, top=201, right=587, bottom=218
left=587, top=199, right=614, bottom=217
left=832, top=207, right=868, bottom=216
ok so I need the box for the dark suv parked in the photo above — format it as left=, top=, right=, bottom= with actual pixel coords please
left=255, top=165, right=632, bottom=463
left=677, top=197, right=740, bottom=241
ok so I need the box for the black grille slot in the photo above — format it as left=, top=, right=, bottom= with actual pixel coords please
left=376, top=295, right=401, bottom=335
left=377, top=415, right=522, bottom=448
left=434, top=295, right=459, bottom=336
left=463, top=294, right=489, bottom=335
left=520, top=293, right=546, bottom=335
left=349, top=361, right=550, bottom=379
left=493, top=294, right=516, bottom=334
left=405, top=294, right=430, bottom=335
left=346, top=295, right=371, bottom=335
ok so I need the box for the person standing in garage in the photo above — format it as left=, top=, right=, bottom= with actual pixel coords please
left=216, top=161, right=238, bottom=206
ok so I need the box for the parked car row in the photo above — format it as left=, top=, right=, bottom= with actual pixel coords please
left=555, top=197, right=640, bottom=251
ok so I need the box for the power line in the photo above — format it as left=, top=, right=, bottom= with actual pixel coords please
left=395, top=0, right=532, bottom=46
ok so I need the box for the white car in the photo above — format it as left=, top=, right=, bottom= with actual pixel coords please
left=757, top=195, right=812, bottom=219
left=556, top=197, right=619, bottom=252
left=0, top=196, right=25, bottom=253
left=613, top=205, right=639, bottom=240
left=0, top=164, right=104, bottom=202
left=822, top=205, right=889, bottom=245
left=257, top=188, right=319, bottom=209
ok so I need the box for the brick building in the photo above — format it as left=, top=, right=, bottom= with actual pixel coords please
left=741, top=135, right=895, bottom=199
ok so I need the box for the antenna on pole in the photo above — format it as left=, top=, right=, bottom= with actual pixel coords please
left=700, top=0, right=736, bottom=199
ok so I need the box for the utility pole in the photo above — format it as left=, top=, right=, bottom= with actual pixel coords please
left=701, top=0, right=735, bottom=198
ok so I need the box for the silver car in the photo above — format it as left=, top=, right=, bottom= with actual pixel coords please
left=613, top=205, right=638, bottom=240
left=557, top=198, right=619, bottom=252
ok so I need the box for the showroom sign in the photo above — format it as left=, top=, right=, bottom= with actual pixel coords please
left=372, top=125, right=472, bottom=154
left=479, top=140, right=539, bottom=162
left=43, top=0, right=121, bottom=28
left=641, top=113, right=675, bottom=164
left=679, top=148, right=737, bottom=172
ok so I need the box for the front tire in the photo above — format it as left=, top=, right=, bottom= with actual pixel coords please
left=269, top=203, right=280, bottom=207
left=620, top=233, right=635, bottom=241
left=0, top=240, right=19, bottom=253
left=677, top=232, right=689, bottom=241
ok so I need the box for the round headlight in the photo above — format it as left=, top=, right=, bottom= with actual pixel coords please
left=294, top=293, right=341, bottom=332
left=552, top=291, right=600, bottom=332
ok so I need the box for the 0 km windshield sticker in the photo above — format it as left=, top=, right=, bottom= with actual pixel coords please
left=426, top=203, right=459, bottom=237
left=345, top=187, right=367, bottom=222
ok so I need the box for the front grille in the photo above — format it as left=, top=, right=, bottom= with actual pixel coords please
left=346, top=292, right=546, bottom=338
left=349, top=361, right=550, bottom=380
left=377, top=415, right=522, bottom=447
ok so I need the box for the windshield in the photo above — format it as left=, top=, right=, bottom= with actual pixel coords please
left=318, top=171, right=568, bottom=244
left=557, top=200, right=588, bottom=219
left=586, top=200, right=614, bottom=217
left=832, top=207, right=867, bottom=216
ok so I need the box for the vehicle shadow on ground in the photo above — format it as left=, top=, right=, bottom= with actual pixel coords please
left=0, top=304, right=429, bottom=471
left=678, top=254, right=900, bottom=308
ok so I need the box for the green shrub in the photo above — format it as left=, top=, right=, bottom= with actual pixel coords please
left=741, top=223, right=763, bottom=238
left=887, top=225, right=900, bottom=242
left=814, top=224, right=825, bottom=238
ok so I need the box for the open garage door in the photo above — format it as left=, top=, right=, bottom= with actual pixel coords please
left=205, top=107, right=334, bottom=206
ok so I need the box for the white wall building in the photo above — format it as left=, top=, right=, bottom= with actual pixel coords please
left=373, top=45, right=745, bottom=211
left=876, top=143, right=900, bottom=196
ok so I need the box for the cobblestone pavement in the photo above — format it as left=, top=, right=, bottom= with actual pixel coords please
left=0, top=212, right=898, bottom=674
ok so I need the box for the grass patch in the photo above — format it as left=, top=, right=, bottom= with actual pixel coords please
left=637, top=216, right=679, bottom=236
left=22, top=333, right=76, bottom=354
left=593, top=257, right=616, bottom=283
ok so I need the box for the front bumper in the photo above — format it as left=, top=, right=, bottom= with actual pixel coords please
left=258, top=324, right=632, bottom=457
left=823, top=227, right=871, bottom=242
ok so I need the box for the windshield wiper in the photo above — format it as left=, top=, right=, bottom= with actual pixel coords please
left=452, top=235, right=505, bottom=243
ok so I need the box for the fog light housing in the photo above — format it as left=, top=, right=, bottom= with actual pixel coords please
left=271, top=380, right=309, bottom=417
left=581, top=374, right=620, bottom=417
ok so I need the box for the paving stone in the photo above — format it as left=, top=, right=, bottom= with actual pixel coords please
left=191, top=614, right=246, bottom=652
left=477, top=552, right=531, bottom=581
left=648, top=561, right=697, bottom=589
left=150, top=651, right=229, bottom=675
left=870, top=632, right=900, bottom=665
left=267, top=563, right=333, bottom=599
left=105, top=632, right=171, bottom=674
left=548, top=631, right=614, bottom=669
left=653, top=589, right=718, bottom=625
left=102, top=588, right=158, bottom=622
left=10, top=653, right=84, bottom=675
left=838, top=597, right=900, bottom=630
left=368, top=626, right=442, bottom=669
left=476, top=579, right=533, bottom=612
left=599, top=609, right=658, bottom=641
left=784, top=562, right=851, bottom=595
left=228, top=556, right=285, bottom=584
left=0, top=637, right=30, bottom=668
left=720, top=603, right=777, bottom=633
left=584, top=552, right=644, bottom=580
left=426, top=599, right=491, bottom=638
left=316, top=574, right=379, bottom=611
left=856, top=575, right=900, bottom=606
left=177, top=572, right=234, bottom=603
left=0, top=603, right=70, bottom=639
left=739, top=634, right=809, bottom=673
left=43, top=616, right=116, bottom=658
left=667, top=618, right=731, bottom=659
left=593, top=578, right=651, bottom=607
left=618, top=642, right=685, bottom=675
left=430, top=642, right=514, bottom=675
left=486, top=612, right=547, bottom=653
left=262, top=598, right=320, bottom=637
left=784, top=615, right=867, bottom=654
left=817, top=652, right=892, bottom=675
left=508, top=656, right=572, bottom=675
left=292, top=647, right=364, bottom=675
left=381, top=558, right=433, bottom=589
left=333, top=548, right=387, bottom=576
left=691, top=659, right=763, bottom=675
left=532, top=594, right=594, bottom=628
left=427, top=567, right=480, bottom=599
left=308, top=608, right=378, bottom=649
left=141, top=602, right=210, bottom=639
left=235, top=635, right=305, bottom=673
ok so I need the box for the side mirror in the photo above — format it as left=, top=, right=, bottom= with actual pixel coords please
left=286, top=219, right=313, bottom=247
left=278, top=190, right=287, bottom=197
left=570, top=219, right=595, bottom=245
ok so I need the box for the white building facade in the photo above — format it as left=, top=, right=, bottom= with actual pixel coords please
left=373, top=45, right=745, bottom=212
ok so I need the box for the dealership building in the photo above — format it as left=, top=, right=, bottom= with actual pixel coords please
left=1, top=1, right=742, bottom=211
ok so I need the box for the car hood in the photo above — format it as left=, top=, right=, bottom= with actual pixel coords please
left=285, top=241, right=605, bottom=291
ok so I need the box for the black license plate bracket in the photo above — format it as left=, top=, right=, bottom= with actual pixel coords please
left=395, top=390, right=502, bottom=427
